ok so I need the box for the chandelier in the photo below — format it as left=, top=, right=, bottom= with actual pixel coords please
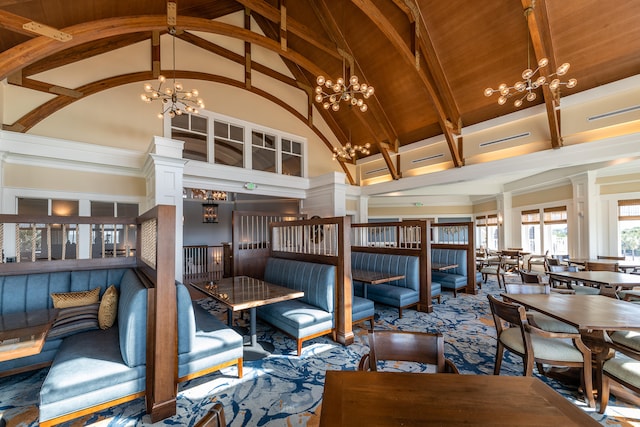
left=141, top=28, right=205, bottom=119
left=315, top=74, right=374, bottom=112
left=332, top=130, right=371, bottom=161
left=484, top=5, right=576, bottom=108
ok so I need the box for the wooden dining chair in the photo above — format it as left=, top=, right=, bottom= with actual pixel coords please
left=597, top=330, right=640, bottom=413
left=194, top=402, right=226, bottom=427
left=503, top=284, right=577, bottom=333
left=487, top=295, right=594, bottom=407
left=358, top=330, right=459, bottom=373
left=480, top=255, right=506, bottom=288
left=585, top=261, right=619, bottom=272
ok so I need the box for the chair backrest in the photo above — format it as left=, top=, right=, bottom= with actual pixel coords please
left=597, top=255, right=625, bottom=260
left=194, top=402, right=226, bottom=427
left=599, top=284, right=620, bottom=299
left=546, top=258, right=561, bottom=267
left=358, top=330, right=459, bottom=373
left=548, top=265, right=579, bottom=273
left=519, top=270, right=543, bottom=284
left=505, top=283, right=551, bottom=295
left=585, top=261, right=619, bottom=272
left=487, top=295, right=529, bottom=339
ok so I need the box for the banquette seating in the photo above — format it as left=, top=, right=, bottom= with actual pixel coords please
left=351, top=252, right=440, bottom=318
left=258, top=257, right=355, bottom=356
left=0, top=268, right=243, bottom=426
left=431, top=248, right=481, bottom=297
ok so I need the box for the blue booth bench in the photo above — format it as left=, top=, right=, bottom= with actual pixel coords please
left=431, top=248, right=481, bottom=297
left=258, top=257, right=374, bottom=355
left=351, top=252, right=441, bottom=318
left=0, top=268, right=243, bottom=426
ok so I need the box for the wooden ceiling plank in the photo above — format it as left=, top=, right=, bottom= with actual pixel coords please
left=245, top=8, right=252, bottom=89
left=522, top=0, right=562, bottom=149
left=233, top=0, right=341, bottom=61
left=351, top=0, right=463, bottom=168
left=280, top=0, right=287, bottom=51
left=152, top=31, right=161, bottom=78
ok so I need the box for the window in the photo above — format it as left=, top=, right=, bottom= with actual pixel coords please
left=251, top=131, right=276, bottom=172
left=618, top=199, right=640, bottom=260
left=281, top=138, right=302, bottom=177
left=90, top=202, right=139, bottom=258
left=520, top=206, right=567, bottom=256
left=167, top=112, right=305, bottom=177
left=475, top=215, right=498, bottom=250
left=172, top=114, right=208, bottom=162
left=521, top=209, right=540, bottom=253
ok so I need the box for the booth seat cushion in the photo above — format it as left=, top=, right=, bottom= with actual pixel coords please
left=39, top=327, right=146, bottom=423
left=351, top=252, right=420, bottom=292
left=352, top=296, right=375, bottom=324
left=257, top=299, right=333, bottom=339
left=176, top=284, right=243, bottom=379
left=364, top=283, right=419, bottom=308
left=118, top=269, right=148, bottom=368
left=431, top=272, right=467, bottom=290
left=431, top=249, right=468, bottom=277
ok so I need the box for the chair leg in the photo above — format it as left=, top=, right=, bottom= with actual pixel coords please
left=582, top=360, right=595, bottom=408
left=368, top=318, right=375, bottom=330
left=494, top=343, right=504, bottom=375
left=297, top=340, right=303, bottom=356
left=453, top=289, right=457, bottom=298
left=398, top=307, right=403, bottom=319
left=535, top=362, right=545, bottom=375
left=524, top=355, right=534, bottom=376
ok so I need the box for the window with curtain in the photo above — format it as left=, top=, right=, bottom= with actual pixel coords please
left=618, top=199, right=640, bottom=260
left=543, top=206, right=568, bottom=255
left=521, top=209, right=540, bottom=253
left=487, top=214, right=499, bottom=250
left=475, top=216, right=487, bottom=250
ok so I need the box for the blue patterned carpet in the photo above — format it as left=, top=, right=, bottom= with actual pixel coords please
left=1, top=278, right=639, bottom=426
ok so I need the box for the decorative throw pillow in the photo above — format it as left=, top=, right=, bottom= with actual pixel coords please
left=98, top=285, right=118, bottom=329
left=51, top=287, right=100, bottom=309
left=47, top=303, right=100, bottom=339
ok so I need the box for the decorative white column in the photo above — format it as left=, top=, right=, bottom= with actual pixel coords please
left=303, top=172, right=349, bottom=217
left=496, top=192, right=512, bottom=250
left=143, top=136, right=186, bottom=281
left=570, top=171, right=598, bottom=259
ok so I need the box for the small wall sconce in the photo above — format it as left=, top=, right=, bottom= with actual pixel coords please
left=497, top=213, right=503, bottom=226
left=202, top=198, right=219, bottom=224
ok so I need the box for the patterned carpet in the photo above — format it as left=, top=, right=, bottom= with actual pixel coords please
left=1, top=278, right=639, bottom=426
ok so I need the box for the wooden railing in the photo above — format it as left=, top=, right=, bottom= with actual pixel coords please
left=430, top=222, right=477, bottom=295
left=0, top=215, right=137, bottom=274
left=351, top=220, right=432, bottom=312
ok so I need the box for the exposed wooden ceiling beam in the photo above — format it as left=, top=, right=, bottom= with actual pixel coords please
left=522, top=0, right=562, bottom=149
left=232, top=0, right=341, bottom=60
left=7, top=73, right=83, bottom=98
left=350, top=0, right=464, bottom=168
left=0, top=15, right=335, bottom=82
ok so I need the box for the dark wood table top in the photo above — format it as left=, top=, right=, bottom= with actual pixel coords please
left=352, top=269, right=405, bottom=284
left=567, top=258, right=640, bottom=271
left=431, top=262, right=458, bottom=271
left=319, top=371, right=599, bottom=426
left=547, top=270, right=640, bottom=288
left=501, top=293, right=640, bottom=331
left=0, top=308, right=58, bottom=362
left=189, top=275, right=304, bottom=311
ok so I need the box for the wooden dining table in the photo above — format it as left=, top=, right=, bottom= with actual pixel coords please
left=319, top=370, right=599, bottom=426
left=352, top=269, right=405, bottom=299
left=189, top=275, right=304, bottom=360
left=547, top=270, right=640, bottom=289
left=0, top=308, right=59, bottom=362
left=567, top=258, right=640, bottom=273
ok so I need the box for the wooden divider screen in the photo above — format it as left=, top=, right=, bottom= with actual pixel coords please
left=269, top=216, right=354, bottom=347
left=350, top=220, right=432, bottom=313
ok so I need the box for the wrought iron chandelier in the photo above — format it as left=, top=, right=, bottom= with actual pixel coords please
left=484, top=4, right=576, bottom=108
left=141, top=28, right=205, bottom=119
left=315, top=74, right=374, bottom=112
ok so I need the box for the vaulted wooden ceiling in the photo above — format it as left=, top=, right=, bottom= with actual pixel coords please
left=1, top=0, right=639, bottom=185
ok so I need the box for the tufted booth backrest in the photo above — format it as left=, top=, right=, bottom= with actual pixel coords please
left=431, top=249, right=468, bottom=276
left=0, top=268, right=130, bottom=315
left=117, top=269, right=148, bottom=368
left=351, top=252, right=420, bottom=291
left=264, top=258, right=335, bottom=314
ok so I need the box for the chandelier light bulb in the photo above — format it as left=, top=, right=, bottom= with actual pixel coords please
left=484, top=53, right=576, bottom=108
left=158, top=75, right=166, bottom=83
left=314, top=71, right=374, bottom=114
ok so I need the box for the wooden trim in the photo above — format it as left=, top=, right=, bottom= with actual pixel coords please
left=177, top=358, right=243, bottom=383
left=39, top=392, right=146, bottom=427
